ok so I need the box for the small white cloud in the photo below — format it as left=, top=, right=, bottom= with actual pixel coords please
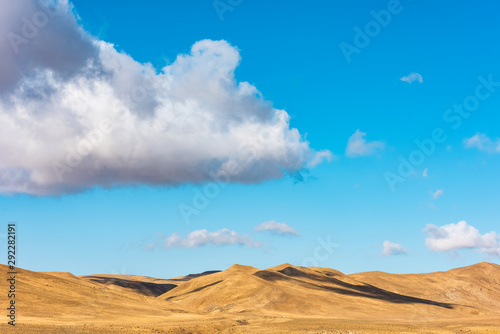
left=422, top=168, right=428, bottom=177
left=345, top=129, right=384, bottom=157
left=464, top=133, right=500, bottom=153
left=254, top=221, right=299, bottom=236
left=432, top=189, right=444, bottom=199
left=153, top=228, right=261, bottom=249
left=400, top=72, right=423, bottom=84
left=424, top=221, right=500, bottom=257
left=307, top=149, right=335, bottom=168
left=381, top=241, right=408, bottom=257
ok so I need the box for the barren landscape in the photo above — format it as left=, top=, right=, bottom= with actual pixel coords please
left=3, top=1, right=500, bottom=333
left=1, top=262, right=500, bottom=333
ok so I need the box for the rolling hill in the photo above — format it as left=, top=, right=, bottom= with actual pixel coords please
left=1, top=262, right=499, bottom=333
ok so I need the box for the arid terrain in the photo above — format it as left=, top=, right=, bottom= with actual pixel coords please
left=1, top=262, right=500, bottom=333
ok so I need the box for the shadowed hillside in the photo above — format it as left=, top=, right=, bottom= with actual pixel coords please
left=160, top=263, right=500, bottom=319
left=1, top=262, right=500, bottom=333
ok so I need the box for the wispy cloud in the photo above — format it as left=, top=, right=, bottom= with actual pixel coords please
left=424, top=221, right=500, bottom=257
left=307, top=150, right=335, bottom=168
left=422, top=168, right=428, bottom=177
left=464, top=133, right=500, bottom=153
left=400, top=72, right=423, bottom=84
left=254, top=221, right=299, bottom=236
left=381, top=241, right=408, bottom=257
left=345, top=130, right=384, bottom=157
left=148, top=228, right=262, bottom=250
left=432, top=189, right=444, bottom=199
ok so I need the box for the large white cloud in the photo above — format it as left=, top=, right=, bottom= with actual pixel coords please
left=424, top=221, right=500, bottom=257
left=0, top=0, right=326, bottom=195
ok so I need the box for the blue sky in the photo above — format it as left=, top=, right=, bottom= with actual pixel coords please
left=1, top=0, right=500, bottom=278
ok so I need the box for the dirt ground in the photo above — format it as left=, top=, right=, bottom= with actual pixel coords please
left=2, top=317, right=500, bottom=334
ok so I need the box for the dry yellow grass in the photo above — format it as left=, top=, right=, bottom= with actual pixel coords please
left=1, top=262, right=499, bottom=333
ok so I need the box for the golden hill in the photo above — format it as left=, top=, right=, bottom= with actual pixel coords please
left=1, top=262, right=499, bottom=333
left=160, top=262, right=499, bottom=320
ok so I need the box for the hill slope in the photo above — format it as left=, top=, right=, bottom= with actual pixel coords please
left=1, top=261, right=499, bottom=333
left=160, top=262, right=500, bottom=320
left=348, top=262, right=500, bottom=315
